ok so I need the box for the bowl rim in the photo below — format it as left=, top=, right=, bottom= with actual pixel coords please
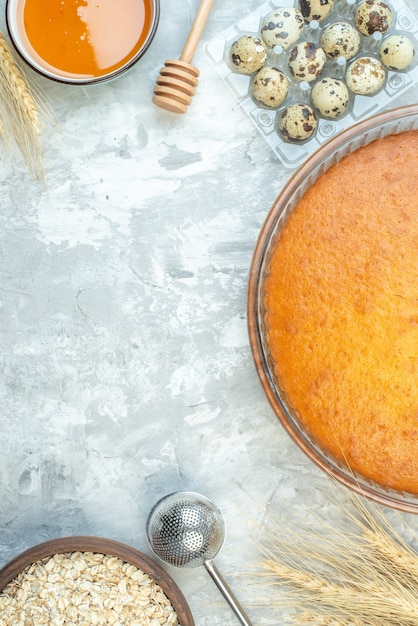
left=0, top=535, right=195, bottom=625
left=247, top=103, right=418, bottom=513
left=5, top=0, right=160, bottom=85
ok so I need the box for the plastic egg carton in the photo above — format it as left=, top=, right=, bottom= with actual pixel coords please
left=206, top=0, right=418, bottom=169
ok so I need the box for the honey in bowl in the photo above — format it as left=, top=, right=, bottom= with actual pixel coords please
left=7, top=0, right=158, bottom=82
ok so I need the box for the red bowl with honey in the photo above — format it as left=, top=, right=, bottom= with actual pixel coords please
left=6, top=0, right=160, bottom=84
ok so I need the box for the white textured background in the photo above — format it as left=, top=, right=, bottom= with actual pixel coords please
left=0, top=1, right=417, bottom=624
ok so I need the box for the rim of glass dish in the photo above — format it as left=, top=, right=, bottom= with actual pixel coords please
left=5, top=0, right=160, bottom=85
left=247, top=104, right=418, bottom=513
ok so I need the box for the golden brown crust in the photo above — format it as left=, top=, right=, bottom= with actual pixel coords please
left=264, top=130, right=418, bottom=493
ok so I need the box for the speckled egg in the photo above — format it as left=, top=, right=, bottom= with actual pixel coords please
left=229, top=35, right=268, bottom=74
left=320, top=21, right=361, bottom=60
left=311, top=78, right=349, bottom=118
left=354, top=0, right=393, bottom=36
left=299, top=0, right=334, bottom=22
left=380, top=34, right=416, bottom=70
left=288, top=42, right=327, bottom=82
left=278, top=103, right=318, bottom=141
left=346, top=56, right=386, bottom=95
left=250, top=66, right=290, bottom=108
left=261, top=8, right=304, bottom=50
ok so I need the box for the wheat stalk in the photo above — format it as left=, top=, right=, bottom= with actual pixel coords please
left=0, top=31, right=48, bottom=178
left=0, top=33, right=41, bottom=132
left=251, top=485, right=418, bottom=625
left=362, top=526, right=418, bottom=583
left=259, top=556, right=418, bottom=621
left=347, top=496, right=418, bottom=585
left=295, top=611, right=385, bottom=625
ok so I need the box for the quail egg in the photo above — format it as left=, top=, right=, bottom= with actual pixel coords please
left=229, top=35, right=268, bottom=74
left=250, top=66, right=290, bottom=108
left=320, top=21, right=361, bottom=60
left=380, top=34, right=416, bottom=70
left=288, top=41, right=327, bottom=82
left=299, top=0, right=334, bottom=22
left=346, top=56, right=386, bottom=95
left=311, top=78, right=350, bottom=118
left=278, top=103, right=318, bottom=141
left=354, top=0, right=393, bottom=36
left=261, top=8, right=304, bottom=50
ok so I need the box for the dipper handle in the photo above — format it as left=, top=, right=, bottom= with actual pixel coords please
left=153, top=0, right=215, bottom=114
left=179, top=0, right=215, bottom=64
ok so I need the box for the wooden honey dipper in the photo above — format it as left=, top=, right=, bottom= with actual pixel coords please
left=153, top=0, right=215, bottom=114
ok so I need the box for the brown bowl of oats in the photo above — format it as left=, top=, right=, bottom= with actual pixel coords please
left=0, top=536, right=194, bottom=625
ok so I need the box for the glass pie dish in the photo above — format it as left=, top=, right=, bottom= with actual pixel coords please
left=247, top=104, right=418, bottom=513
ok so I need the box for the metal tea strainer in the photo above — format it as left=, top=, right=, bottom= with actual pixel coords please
left=146, top=491, right=252, bottom=626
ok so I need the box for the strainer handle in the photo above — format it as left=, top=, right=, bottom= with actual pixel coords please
left=205, top=559, right=253, bottom=626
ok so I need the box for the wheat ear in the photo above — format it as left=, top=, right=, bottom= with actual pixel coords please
left=260, top=556, right=418, bottom=621
left=0, top=31, right=45, bottom=178
left=252, top=484, right=418, bottom=625
left=346, top=494, right=418, bottom=585
left=0, top=32, right=41, bottom=131
left=294, top=611, right=386, bottom=625
left=258, top=559, right=418, bottom=625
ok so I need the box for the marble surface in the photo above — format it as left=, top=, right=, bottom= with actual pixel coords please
left=0, top=0, right=418, bottom=624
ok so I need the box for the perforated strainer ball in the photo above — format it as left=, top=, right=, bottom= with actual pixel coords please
left=146, top=492, right=226, bottom=568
